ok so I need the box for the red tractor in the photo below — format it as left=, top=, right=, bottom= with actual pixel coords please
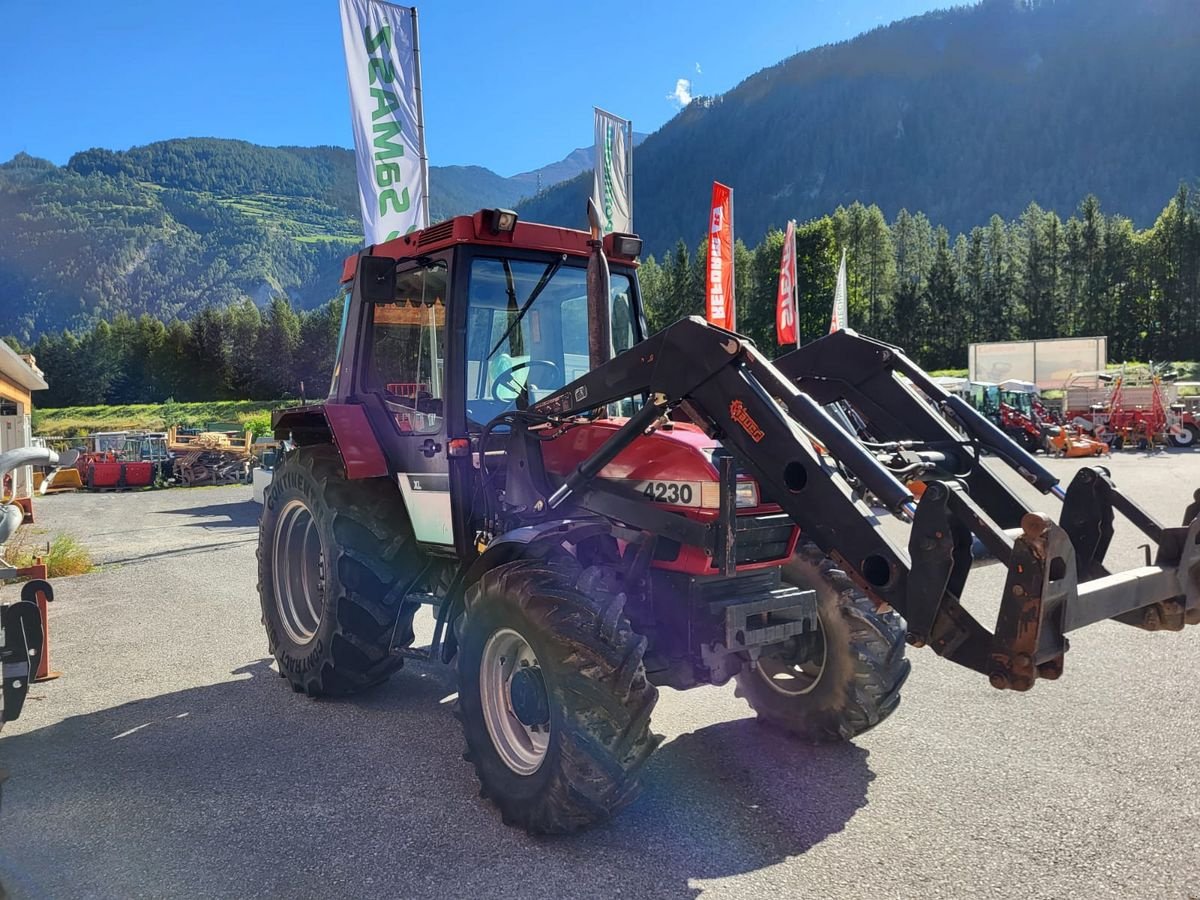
left=260, top=205, right=1200, bottom=833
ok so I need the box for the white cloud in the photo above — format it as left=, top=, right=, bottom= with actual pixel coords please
left=695, top=62, right=703, bottom=74
left=667, top=78, right=692, bottom=107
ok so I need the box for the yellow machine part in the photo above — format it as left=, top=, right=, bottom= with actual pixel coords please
left=42, top=468, right=84, bottom=492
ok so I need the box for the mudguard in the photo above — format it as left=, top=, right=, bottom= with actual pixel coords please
left=272, top=403, right=388, bottom=479
left=438, top=517, right=614, bottom=663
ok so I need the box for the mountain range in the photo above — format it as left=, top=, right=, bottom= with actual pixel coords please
left=2, top=0, right=1197, bottom=340
left=520, top=0, right=1200, bottom=256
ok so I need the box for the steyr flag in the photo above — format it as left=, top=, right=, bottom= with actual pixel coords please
left=776, top=219, right=798, bottom=345
left=829, top=247, right=848, bottom=333
left=706, top=182, right=735, bottom=330
left=340, top=0, right=430, bottom=243
left=592, top=108, right=633, bottom=235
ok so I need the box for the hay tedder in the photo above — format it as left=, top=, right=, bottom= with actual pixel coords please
left=259, top=205, right=1200, bottom=833
left=1064, top=368, right=1200, bottom=450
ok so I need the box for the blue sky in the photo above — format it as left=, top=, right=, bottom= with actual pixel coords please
left=0, top=0, right=950, bottom=175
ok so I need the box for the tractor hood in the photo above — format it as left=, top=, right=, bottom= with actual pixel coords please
left=540, top=418, right=762, bottom=514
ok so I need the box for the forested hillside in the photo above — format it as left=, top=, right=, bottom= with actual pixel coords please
left=638, top=186, right=1200, bottom=372
left=0, top=137, right=598, bottom=341
left=520, top=0, right=1200, bottom=257
left=22, top=184, right=1199, bottom=409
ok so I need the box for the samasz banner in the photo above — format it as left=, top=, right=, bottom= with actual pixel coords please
left=592, top=108, right=632, bottom=235
left=706, top=182, right=734, bottom=330
left=340, top=0, right=429, bottom=243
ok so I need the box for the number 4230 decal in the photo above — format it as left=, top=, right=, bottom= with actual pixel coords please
left=632, top=480, right=701, bottom=507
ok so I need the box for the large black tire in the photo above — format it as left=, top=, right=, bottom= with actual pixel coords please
left=734, top=540, right=910, bottom=742
left=457, top=558, right=661, bottom=834
left=257, top=446, right=423, bottom=696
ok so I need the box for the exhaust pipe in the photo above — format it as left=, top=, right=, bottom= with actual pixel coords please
left=585, top=198, right=612, bottom=371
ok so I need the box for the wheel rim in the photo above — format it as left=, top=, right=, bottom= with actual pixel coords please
left=757, top=619, right=828, bottom=696
left=480, top=627, right=550, bottom=775
left=1176, top=427, right=1196, bottom=447
left=272, top=499, right=325, bottom=645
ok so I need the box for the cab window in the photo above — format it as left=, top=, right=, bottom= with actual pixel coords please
left=464, top=257, right=637, bottom=427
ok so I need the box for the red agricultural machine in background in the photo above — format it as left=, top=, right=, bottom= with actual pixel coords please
left=259, top=204, right=1200, bottom=834
left=994, top=381, right=1107, bottom=458
left=1063, top=367, right=1199, bottom=450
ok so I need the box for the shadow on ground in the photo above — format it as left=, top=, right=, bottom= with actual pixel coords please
left=0, top=662, right=872, bottom=899
left=154, top=500, right=261, bottom=528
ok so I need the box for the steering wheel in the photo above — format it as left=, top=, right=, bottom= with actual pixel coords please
left=491, top=359, right=560, bottom=402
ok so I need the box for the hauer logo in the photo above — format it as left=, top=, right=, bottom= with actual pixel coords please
left=729, top=400, right=765, bottom=442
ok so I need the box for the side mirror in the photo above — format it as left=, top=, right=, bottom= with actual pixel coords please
left=358, top=255, right=396, bottom=303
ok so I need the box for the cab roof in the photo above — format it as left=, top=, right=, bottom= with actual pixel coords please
left=341, top=210, right=640, bottom=283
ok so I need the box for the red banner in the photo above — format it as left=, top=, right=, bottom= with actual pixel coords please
left=776, top=219, right=798, bottom=345
left=705, top=182, right=734, bottom=330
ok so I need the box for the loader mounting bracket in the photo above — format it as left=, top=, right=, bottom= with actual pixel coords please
left=1, top=598, right=43, bottom=724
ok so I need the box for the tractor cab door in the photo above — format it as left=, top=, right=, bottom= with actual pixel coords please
left=450, top=253, right=642, bottom=557
left=355, top=257, right=453, bottom=547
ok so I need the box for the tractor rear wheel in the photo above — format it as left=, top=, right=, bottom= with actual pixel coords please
left=734, top=540, right=910, bottom=742
left=456, top=559, right=661, bottom=833
left=258, top=446, right=422, bottom=696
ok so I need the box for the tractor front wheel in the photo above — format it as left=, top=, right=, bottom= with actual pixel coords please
left=258, top=446, right=422, bottom=696
left=456, top=559, right=660, bottom=833
left=734, top=540, right=911, bottom=742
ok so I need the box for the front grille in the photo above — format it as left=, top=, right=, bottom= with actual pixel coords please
left=733, top=513, right=795, bottom=565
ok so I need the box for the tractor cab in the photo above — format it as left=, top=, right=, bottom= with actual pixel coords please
left=282, top=209, right=650, bottom=552
left=998, top=379, right=1038, bottom=418
left=966, top=381, right=1001, bottom=419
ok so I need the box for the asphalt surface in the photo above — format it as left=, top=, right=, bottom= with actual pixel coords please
left=2, top=452, right=1199, bottom=899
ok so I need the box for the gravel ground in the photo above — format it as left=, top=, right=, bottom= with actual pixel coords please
left=1, top=451, right=1199, bottom=900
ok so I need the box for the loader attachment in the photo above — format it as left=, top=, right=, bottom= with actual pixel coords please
left=527, top=320, right=1200, bottom=691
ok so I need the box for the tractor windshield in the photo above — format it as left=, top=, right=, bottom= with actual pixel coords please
left=464, top=256, right=636, bottom=426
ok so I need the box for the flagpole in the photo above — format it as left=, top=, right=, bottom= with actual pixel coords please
left=791, top=220, right=801, bottom=347
left=410, top=6, right=430, bottom=228
left=625, top=118, right=634, bottom=233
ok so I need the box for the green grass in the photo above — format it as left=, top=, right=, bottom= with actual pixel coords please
left=5, top=530, right=94, bottom=579
left=33, top=399, right=287, bottom=439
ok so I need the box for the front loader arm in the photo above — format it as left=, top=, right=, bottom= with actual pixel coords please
left=527, top=318, right=1200, bottom=691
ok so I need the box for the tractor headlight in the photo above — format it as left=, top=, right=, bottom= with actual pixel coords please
left=735, top=480, right=759, bottom=509
left=488, top=208, right=519, bottom=234
left=610, top=233, right=643, bottom=258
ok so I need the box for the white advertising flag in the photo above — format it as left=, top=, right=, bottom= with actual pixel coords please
left=592, top=108, right=632, bottom=235
left=340, top=0, right=429, bottom=243
left=830, top=247, right=848, bottom=333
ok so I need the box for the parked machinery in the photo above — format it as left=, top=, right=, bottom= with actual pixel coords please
left=72, top=431, right=154, bottom=491
left=1062, top=367, right=1196, bottom=450
left=996, top=380, right=1107, bottom=458
left=168, top=425, right=254, bottom=486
